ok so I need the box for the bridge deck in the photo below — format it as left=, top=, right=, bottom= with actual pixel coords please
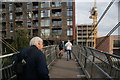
left=49, top=52, right=85, bottom=78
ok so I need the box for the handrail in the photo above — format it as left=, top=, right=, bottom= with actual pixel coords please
left=88, top=47, right=120, bottom=59
left=72, top=45, right=120, bottom=79
left=0, top=45, right=59, bottom=80
left=0, top=52, right=18, bottom=59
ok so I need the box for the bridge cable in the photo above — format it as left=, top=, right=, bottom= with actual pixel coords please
left=0, top=38, right=18, bottom=52
left=85, top=0, right=116, bottom=46
left=95, top=21, right=120, bottom=49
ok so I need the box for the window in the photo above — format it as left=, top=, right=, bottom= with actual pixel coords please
left=67, top=28, right=73, bottom=36
left=41, top=19, right=50, bottom=27
left=113, top=49, right=120, bottom=56
left=0, top=16, right=2, bottom=20
left=16, top=12, right=23, bottom=19
left=9, top=3, right=12, bottom=11
left=41, top=2, right=50, bottom=8
left=41, top=9, right=50, bottom=17
left=52, top=9, right=62, bottom=17
left=113, top=40, right=120, bottom=47
left=2, top=4, right=5, bottom=11
left=41, top=29, right=50, bottom=37
left=67, top=2, right=72, bottom=6
left=10, top=22, right=13, bottom=30
left=33, top=22, right=38, bottom=27
left=32, top=2, right=38, bottom=9
left=2, top=31, right=6, bottom=37
left=52, top=29, right=62, bottom=36
left=16, top=21, right=23, bottom=27
left=27, top=12, right=32, bottom=18
left=9, top=13, right=13, bottom=20
left=2, top=13, right=6, bottom=20
left=33, top=29, right=38, bottom=36
left=53, top=21, right=62, bottom=26
left=27, top=21, right=31, bottom=27
left=67, top=8, right=72, bottom=16
left=67, top=18, right=72, bottom=25
left=27, top=2, right=32, bottom=9
left=33, top=13, right=38, bottom=18
left=2, top=22, right=6, bottom=29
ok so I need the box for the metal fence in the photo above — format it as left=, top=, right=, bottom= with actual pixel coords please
left=72, top=45, right=120, bottom=79
left=0, top=45, right=59, bottom=80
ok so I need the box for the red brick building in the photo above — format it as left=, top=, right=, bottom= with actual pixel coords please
left=96, top=35, right=120, bottom=55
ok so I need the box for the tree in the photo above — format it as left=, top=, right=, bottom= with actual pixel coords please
left=12, top=29, right=29, bottom=51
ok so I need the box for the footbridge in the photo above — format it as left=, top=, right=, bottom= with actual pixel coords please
left=0, top=45, right=120, bottom=80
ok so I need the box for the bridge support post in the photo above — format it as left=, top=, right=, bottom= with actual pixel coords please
left=83, top=47, right=87, bottom=69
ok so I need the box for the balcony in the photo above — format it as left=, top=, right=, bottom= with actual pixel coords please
left=52, top=12, right=62, bottom=17
left=52, top=29, right=62, bottom=37
left=33, top=6, right=38, bottom=9
left=33, top=14, right=38, bottom=18
left=16, top=16, right=23, bottom=19
left=2, top=26, right=6, bottom=30
left=15, top=16, right=23, bottom=21
left=15, top=21, right=23, bottom=27
left=33, top=23, right=39, bottom=27
left=2, top=9, right=6, bottom=12
left=16, top=7, right=22, bottom=11
left=52, top=22, right=62, bottom=27
left=52, top=5, right=61, bottom=7
left=52, top=2, right=62, bottom=8
left=16, top=24, right=23, bottom=27
left=2, top=18, right=6, bottom=21
left=2, top=34, right=6, bottom=38
left=27, top=22, right=31, bottom=27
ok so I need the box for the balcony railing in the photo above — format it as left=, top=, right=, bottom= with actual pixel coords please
left=2, top=18, right=6, bottom=21
left=33, top=14, right=38, bottom=18
left=16, top=7, right=22, bottom=11
left=2, top=9, right=6, bottom=12
left=33, top=24, right=39, bottom=27
left=52, top=3, right=62, bottom=7
left=16, top=16, right=23, bottom=19
left=2, top=26, right=6, bottom=30
left=16, top=24, right=23, bottom=27
left=52, top=12, right=62, bottom=17
left=33, top=6, right=38, bottom=9
left=52, top=23, right=62, bottom=27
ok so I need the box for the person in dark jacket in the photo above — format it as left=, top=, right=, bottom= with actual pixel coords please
left=58, top=40, right=64, bottom=58
left=16, top=37, right=49, bottom=80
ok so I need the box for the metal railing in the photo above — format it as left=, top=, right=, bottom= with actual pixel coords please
left=42, top=45, right=59, bottom=67
left=0, top=45, right=59, bottom=80
left=72, top=45, right=120, bottom=79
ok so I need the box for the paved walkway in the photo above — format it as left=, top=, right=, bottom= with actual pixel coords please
left=49, top=52, right=85, bottom=78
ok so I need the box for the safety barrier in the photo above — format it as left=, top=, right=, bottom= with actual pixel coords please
left=0, top=45, right=59, bottom=80
left=72, top=45, right=120, bottom=79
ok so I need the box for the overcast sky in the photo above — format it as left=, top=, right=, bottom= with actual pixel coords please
left=75, top=0, right=118, bottom=37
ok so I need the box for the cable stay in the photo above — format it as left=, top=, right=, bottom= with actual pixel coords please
left=0, top=38, right=18, bottom=53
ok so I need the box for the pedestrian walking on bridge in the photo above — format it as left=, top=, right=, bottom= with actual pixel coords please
left=65, top=40, right=72, bottom=61
left=58, top=40, right=64, bottom=59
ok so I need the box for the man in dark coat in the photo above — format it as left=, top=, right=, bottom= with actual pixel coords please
left=16, top=37, right=49, bottom=80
